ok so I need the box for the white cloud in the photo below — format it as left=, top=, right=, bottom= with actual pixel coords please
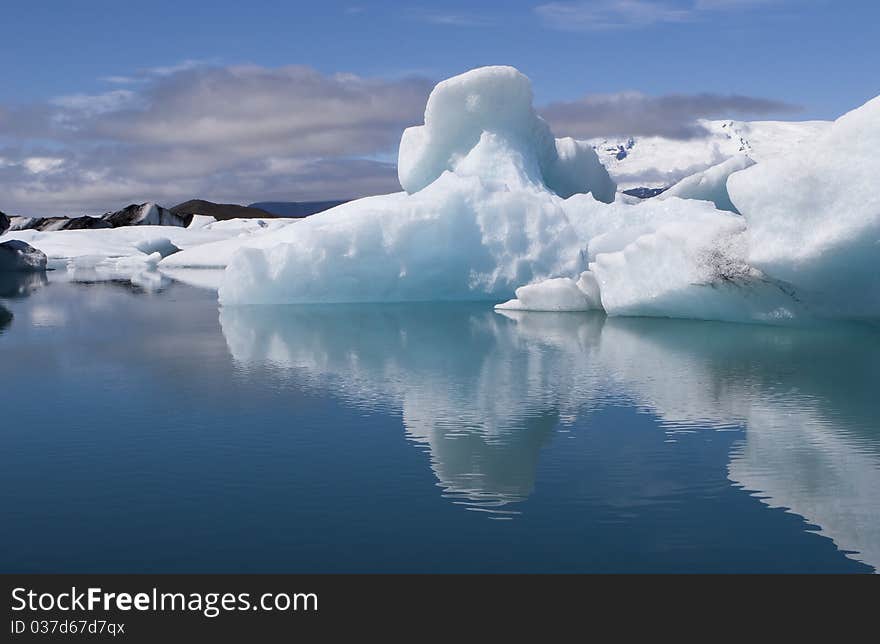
left=408, top=10, right=494, bottom=26
left=536, top=0, right=693, bottom=30
left=536, top=0, right=786, bottom=30
left=540, top=90, right=800, bottom=138
left=22, top=157, right=65, bottom=174
left=145, top=59, right=216, bottom=76
left=50, top=90, right=138, bottom=116
left=0, top=63, right=430, bottom=216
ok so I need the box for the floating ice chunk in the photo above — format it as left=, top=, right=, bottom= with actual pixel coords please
left=728, top=95, right=880, bottom=318
left=128, top=269, right=169, bottom=292
left=659, top=154, right=755, bottom=213
left=0, top=221, right=293, bottom=272
left=495, top=273, right=602, bottom=312
left=134, top=237, right=180, bottom=259
left=0, top=240, right=47, bottom=272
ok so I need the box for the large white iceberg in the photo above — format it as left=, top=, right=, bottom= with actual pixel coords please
left=221, top=66, right=749, bottom=310
left=728, top=96, right=880, bottom=318
left=216, top=65, right=879, bottom=321
left=219, top=66, right=619, bottom=305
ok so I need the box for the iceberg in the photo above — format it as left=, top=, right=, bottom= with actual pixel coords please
left=0, top=240, right=48, bottom=273
left=220, top=64, right=859, bottom=321
left=728, top=96, right=880, bottom=318
left=219, top=66, right=617, bottom=305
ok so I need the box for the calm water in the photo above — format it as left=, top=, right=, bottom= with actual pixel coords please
left=1, top=272, right=879, bottom=573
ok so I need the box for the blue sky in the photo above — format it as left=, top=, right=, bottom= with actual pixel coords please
left=1, top=0, right=877, bottom=215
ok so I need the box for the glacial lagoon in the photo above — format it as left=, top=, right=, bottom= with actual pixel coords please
left=1, top=273, right=878, bottom=573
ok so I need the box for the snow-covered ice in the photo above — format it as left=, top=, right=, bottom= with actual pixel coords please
left=0, top=218, right=295, bottom=274
left=658, top=155, right=754, bottom=213
left=728, top=95, right=880, bottom=318
left=496, top=274, right=601, bottom=312
left=219, top=66, right=619, bottom=305
left=217, top=65, right=878, bottom=322
left=186, top=215, right=217, bottom=230
left=589, top=119, right=832, bottom=190
left=398, top=66, right=616, bottom=202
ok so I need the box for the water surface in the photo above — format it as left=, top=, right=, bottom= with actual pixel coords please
left=1, top=273, right=878, bottom=573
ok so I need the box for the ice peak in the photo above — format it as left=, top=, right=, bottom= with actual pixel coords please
left=397, top=66, right=615, bottom=202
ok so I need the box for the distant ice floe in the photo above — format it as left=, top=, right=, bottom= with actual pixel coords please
left=0, top=217, right=296, bottom=290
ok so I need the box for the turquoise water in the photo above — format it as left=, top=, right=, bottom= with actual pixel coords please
left=1, top=273, right=878, bottom=573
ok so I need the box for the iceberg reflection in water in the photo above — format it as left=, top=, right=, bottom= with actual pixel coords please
left=220, top=304, right=880, bottom=567
left=221, top=305, right=606, bottom=515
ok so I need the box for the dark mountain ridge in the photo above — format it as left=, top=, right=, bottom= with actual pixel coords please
left=170, top=199, right=277, bottom=221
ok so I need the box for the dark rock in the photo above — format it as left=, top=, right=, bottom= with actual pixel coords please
left=0, top=303, right=11, bottom=333
left=62, top=215, right=113, bottom=230
left=170, top=199, right=277, bottom=222
left=0, top=240, right=48, bottom=272
left=248, top=200, right=348, bottom=218
left=6, top=217, right=40, bottom=232
left=0, top=210, right=9, bottom=235
left=622, top=187, right=669, bottom=199
left=102, top=203, right=187, bottom=228
left=7, top=215, right=112, bottom=232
